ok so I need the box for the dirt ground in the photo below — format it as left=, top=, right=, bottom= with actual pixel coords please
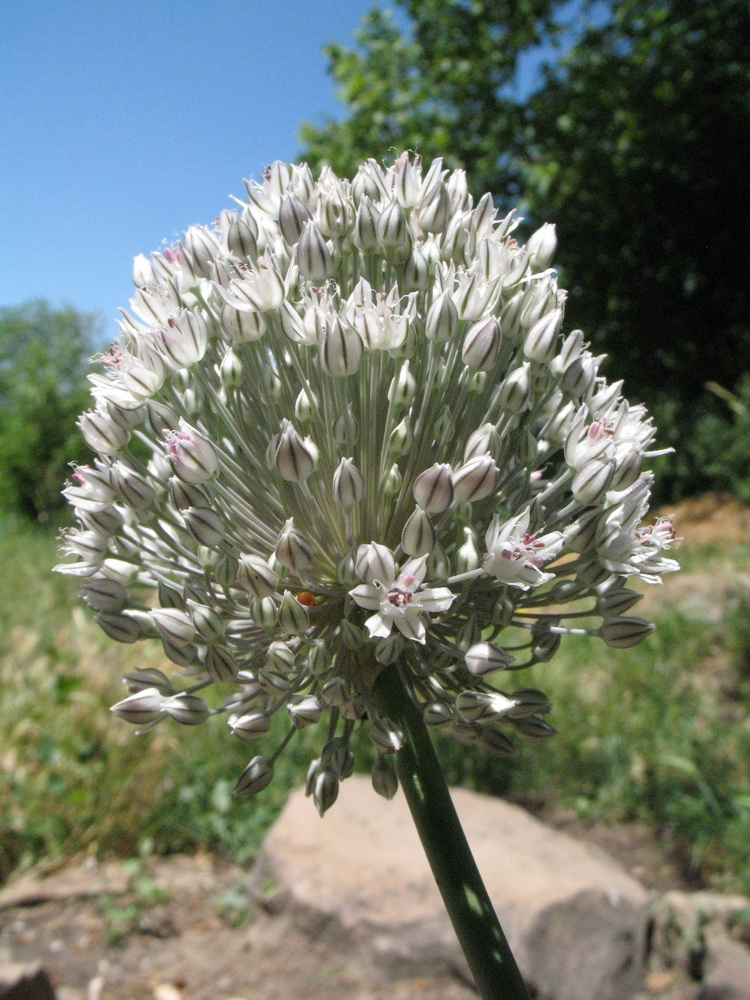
left=1, top=493, right=747, bottom=1000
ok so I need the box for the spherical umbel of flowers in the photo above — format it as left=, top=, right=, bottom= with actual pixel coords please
left=57, top=154, right=678, bottom=816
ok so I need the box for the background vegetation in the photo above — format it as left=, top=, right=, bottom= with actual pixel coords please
left=1, top=0, right=748, bottom=896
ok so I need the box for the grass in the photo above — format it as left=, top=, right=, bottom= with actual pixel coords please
left=1, top=514, right=749, bottom=892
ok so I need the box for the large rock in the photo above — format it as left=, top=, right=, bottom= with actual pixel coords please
left=0, top=960, right=55, bottom=1000
left=256, top=775, right=649, bottom=1000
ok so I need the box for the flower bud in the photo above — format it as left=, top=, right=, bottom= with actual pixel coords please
left=110, top=465, right=156, bottom=511
left=320, top=316, right=363, bottom=377
left=413, top=463, right=454, bottom=513
left=187, top=599, right=225, bottom=641
left=226, top=210, right=259, bottom=261
left=599, top=616, right=654, bottom=648
left=336, top=550, right=358, bottom=587
left=369, top=716, right=405, bottom=755
left=595, top=586, right=643, bottom=616
left=371, top=756, right=399, bottom=800
left=307, top=640, right=332, bottom=677
left=111, top=687, right=165, bottom=725
left=462, top=316, right=501, bottom=371
left=512, top=716, right=557, bottom=740
left=423, top=701, right=454, bottom=730
left=455, top=527, right=480, bottom=573
left=274, top=419, right=317, bottom=481
left=166, top=422, right=218, bottom=484
left=123, top=668, right=174, bottom=694
left=532, top=622, right=561, bottom=662
left=229, top=710, right=271, bottom=740
left=524, top=308, right=563, bottom=363
left=457, top=616, right=482, bottom=651
left=279, top=191, right=313, bottom=245
left=204, top=643, right=237, bottom=682
left=326, top=455, right=363, bottom=510
left=452, top=454, right=498, bottom=503
left=297, top=220, right=334, bottom=282
left=610, top=442, right=643, bottom=492
left=401, top=507, right=435, bottom=557
left=384, top=462, right=402, bottom=494
left=527, top=223, right=557, bottom=271
left=233, top=756, right=274, bottom=797
left=279, top=590, right=309, bottom=634
left=221, top=303, right=266, bottom=343
left=80, top=577, right=128, bottom=614
left=465, top=642, right=514, bottom=677
left=497, top=362, right=531, bottom=413
left=312, top=768, right=339, bottom=816
left=250, top=595, right=279, bottom=628
left=164, top=694, right=210, bottom=726
left=151, top=607, right=196, bottom=647
left=169, top=477, right=210, bottom=510
left=388, top=362, right=416, bottom=409
left=237, top=554, right=279, bottom=598
left=403, top=247, right=429, bottom=292
left=274, top=518, right=314, bottom=571
left=424, top=290, right=459, bottom=343
left=95, top=612, right=141, bottom=644
left=374, top=633, right=405, bottom=665
left=377, top=198, right=408, bottom=248
left=475, top=729, right=516, bottom=758
left=340, top=619, right=365, bottom=650
left=288, top=694, right=323, bottom=729
left=183, top=506, right=225, bottom=548
left=387, top=416, right=413, bottom=458
left=353, top=195, right=380, bottom=251
left=156, top=310, right=208, bottom=370
left=572, top=458, right=615, bottom=505
left=561, top=356, right=595, bottom=398
left=79, top=409, right=130, bottom=454
left=219, top=347, right=243, bottom=391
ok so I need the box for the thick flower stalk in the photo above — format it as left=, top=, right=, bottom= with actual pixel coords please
left=57, top=154, right=678, bottom=817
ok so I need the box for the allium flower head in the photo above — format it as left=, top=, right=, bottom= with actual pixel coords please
left=57, top=153, right=678, bottom=815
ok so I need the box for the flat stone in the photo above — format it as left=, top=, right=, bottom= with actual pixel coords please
left=257, top=775, right=650, bottom=1000
left=697, top=926, right=750, bottom=1000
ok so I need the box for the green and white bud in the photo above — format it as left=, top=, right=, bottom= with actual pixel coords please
left=332, top=457, right=364, bottom=508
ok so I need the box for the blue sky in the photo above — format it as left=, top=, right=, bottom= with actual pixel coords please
left=0, top=0, right=396, bottom=338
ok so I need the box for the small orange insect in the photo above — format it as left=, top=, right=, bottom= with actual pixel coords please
left=295, top=591, right=318, bottom=607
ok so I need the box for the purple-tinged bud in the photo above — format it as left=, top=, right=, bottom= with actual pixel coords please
left=80, top=577, right=127, bottom=614
left=166, top=421, right=218, bottom=485
left=462, top=316, right=501, bottom=371
left=297, top=220, right=334, bottom=282
left=527, top=223, right=557, bottom=271
left=111, top=687, right=165, bottom=725
left=524, top=308, right=563, bottom=363
left=465, top=642, right=514, bottom=677
left=95, top=612, right=141, bottom=644
left=425, top=290, right=459, bottom=343
left=572, top=458, right=615, bottom=505
left=151, top=607, right=196, bottom=647
left=599, top=616, right=654, bottom=648
left=233, top=756, right=274, bottom=797
left=164, top=694, right=210, bottom=726
left=275, top=518, right=314, bottom=571
left=279, top=191, right=313, bottom=245
left=238, top=554, right=278, bottom=598
left=371, top=756, right=398, bottom=800
left=413, top=463, right=454, bottom=513
left=332, top=458, right=364, bottom=509
left=274, top=419, right=317, bottom=481
left=401, top=507, right=436, bottom=557
left=229, top=711, right=271, bottom=740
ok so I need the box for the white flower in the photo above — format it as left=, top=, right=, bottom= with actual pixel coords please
left=350, top=548, right=455, bottom=643
left=484, top=509, right=565, bottom=590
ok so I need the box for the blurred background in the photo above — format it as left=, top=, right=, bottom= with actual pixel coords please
left=1, top=0, right=748, bottom=904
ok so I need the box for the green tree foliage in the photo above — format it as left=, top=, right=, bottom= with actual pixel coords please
left=300, top=0, right=750, bottom=497
left=0, top=302, right=99, bottom=521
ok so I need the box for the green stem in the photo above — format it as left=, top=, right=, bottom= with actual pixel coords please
left=372, top=664, right=531, bottom=1000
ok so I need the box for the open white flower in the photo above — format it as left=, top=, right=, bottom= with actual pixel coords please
left=350, top=547, right=455, bottom=643
left=483, top=509, right=565, bottom=590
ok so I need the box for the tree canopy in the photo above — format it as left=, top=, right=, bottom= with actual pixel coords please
left=300, top=0, right=750, bottom=496
left=0, top=301, right=99, bottom=521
